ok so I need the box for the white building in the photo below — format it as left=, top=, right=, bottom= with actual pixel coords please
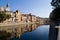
left=0, top=4, right=10, bottom=11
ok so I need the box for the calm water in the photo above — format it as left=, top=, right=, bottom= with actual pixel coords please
left=11, top=25, right=49, bottom=40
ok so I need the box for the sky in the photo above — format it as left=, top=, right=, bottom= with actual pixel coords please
left=0, top=0, right=53, bottom=18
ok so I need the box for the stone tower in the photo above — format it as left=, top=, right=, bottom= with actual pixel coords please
left=5, top=4, right=10, bottom=11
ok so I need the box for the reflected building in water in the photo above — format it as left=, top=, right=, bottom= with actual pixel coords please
left=9, top=24, right=41, bottom=38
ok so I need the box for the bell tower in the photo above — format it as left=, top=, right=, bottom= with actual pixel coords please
left=6, top=3, right=9, bottom=8
left=5, top=3, right=10, bottom=11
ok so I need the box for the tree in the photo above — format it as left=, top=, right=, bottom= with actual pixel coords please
left=49, top=7, right=60, bottom=21
left=0, top=11, right=11, bottom=22
left=6, top=14, right=11, bottom=19
left=49, top=5, right=60, bottom=40
left=51, top=0, right=60, bottom=8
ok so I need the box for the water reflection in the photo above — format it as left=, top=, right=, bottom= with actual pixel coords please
left=20, top=25, right=49, bottom=40
left=18, top=24, right=40, bottom=34
left=11, top=24, right=49, bottom=40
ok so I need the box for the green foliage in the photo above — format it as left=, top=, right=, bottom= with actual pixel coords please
left=0, top=11, right=11, bottom=22
left=51, top=0, right=60, bottom=8
left=0, top=31, right=11, bottom=40
left=49, top=7, right=60, bottom=21
left=0, top=13, right=7, bottom=22
left=6, top=14, right=11, bottom=19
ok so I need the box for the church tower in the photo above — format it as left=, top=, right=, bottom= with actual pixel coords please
left=5, top=3, right=10, bottom=11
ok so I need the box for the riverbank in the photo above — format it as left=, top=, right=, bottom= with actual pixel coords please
left=0, top=21, right=41, bottom=26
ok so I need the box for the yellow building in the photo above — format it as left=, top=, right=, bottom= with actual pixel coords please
left=32, top=15, right=37, bottom=22
left=15, top=10, right=22, bottom=22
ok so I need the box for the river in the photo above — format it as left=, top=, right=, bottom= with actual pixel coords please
left=11, top=25, right=49, bottom=40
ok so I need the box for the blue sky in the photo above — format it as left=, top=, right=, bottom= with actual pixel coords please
left=0, top=0, right=53, bottom=18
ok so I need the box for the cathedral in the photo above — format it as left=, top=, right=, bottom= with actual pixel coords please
left=0, top=4, right=10, bottom=11
left=0, top=4, right=22, bottom=23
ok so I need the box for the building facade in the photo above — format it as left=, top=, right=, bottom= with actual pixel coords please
left=0, top=4, right=47, bottom=23
left=15, top=10, right=22, bottom=22
left=0, top=4, right=10, bottom=11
